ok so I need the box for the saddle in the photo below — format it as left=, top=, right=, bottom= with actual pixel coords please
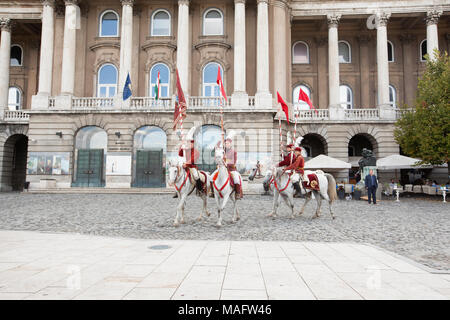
left=302, top=173, right=320, bottom=191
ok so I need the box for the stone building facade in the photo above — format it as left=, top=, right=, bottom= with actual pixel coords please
left=0, top=0, right=448, bottom=191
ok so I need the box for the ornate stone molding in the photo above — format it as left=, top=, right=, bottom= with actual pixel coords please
left=234, top=0, right=246, bottom=4
left=121, top=0, right=134, bottom=6
left=376, top=12, right=391, bottom=27
left=178, top=0, right=190, bottom=6
left=399, top=33, right=416, bottom=44
left=257, top=0, right=269, bottom=5
left=41, top=0, right=55, bottom=7
left=272, top=0, right=288, bottom=9
left=64, top=0, right=79, bottom=6
left=0, top=17, right=12, bottom=32
left=426, top=9, right=443, bottom=26
left=327, top=14, right=341, bottom=28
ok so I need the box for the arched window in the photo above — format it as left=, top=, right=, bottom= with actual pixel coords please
left=202, top=62, right=223, bottom=97
left=338, top=41, right=351, bottom=63
left=203, top=8, right=223, bottom=36
left=292, top=41, right=309, bottom=64
left=97, top=64, right=118, bottom=97
left=10, top=45, right=22, bottom=66
left=134, top=126, right=167, bottom=152
left=387, top=40, right=394, bottom=62
left=99, top=10, right=119, bottom=37
left=195, top=125, right=222, bottom=172
left=151, top=10, right=171, bottom=36
left=8, top=87, right=21, bottom=110
left=150, top=63, right=170, bottom=98
left=293, top=84, right=312, bottom=110
left=75, top=126, right=108, bottom=151
left=389, top=85, right=397, bottom=108
left=420, top=39, right=427, bottom=62
left=340, top=85, right=353, bottom=109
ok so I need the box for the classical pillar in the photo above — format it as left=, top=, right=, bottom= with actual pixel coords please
left=426, top=9, right=442, bottom=60
left=177, top=0, right=190, bottom=94
left=272, top=0, right=288, bottom=99
left=119, top=0, right=133, bottom=98
left=327, top=14, right=340, bottom=108
left=37, top=0, right=55, bottom=97
left=60, top=0, right=79, bottom=95
left=233, top=0, right=246, bottom=94
left=376, top=12, right=390, bottom=108
left=0, top=18, right=12, bottom=117
left=256, top=0, right=271, bottom=107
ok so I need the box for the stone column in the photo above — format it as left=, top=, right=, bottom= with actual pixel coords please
left=272, top=0, right=288, bottom=99
left=119, top=0, right=133, bottom=101
left=376, top=12, right=390, bottom=108
left=0, top=18, right=12, bottom=118
left=426, top=9, right=442, bottom=61
left=256, top=0, right=271, bottom=107
left=60, top=0, right=79, bottom=96
left=233, top=0, right=246, bottom=98
left=177, top=0, right=190, bottom=94
left=327, top=14, right=341, bottom=109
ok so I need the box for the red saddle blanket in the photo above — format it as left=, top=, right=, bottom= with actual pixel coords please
left=302, top=174, right=320, bottom=191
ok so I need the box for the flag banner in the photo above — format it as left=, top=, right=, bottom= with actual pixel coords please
left=123, top=73, right=132, bottom=101
left=216, top=67, right=227, bottom=103
left=299, top=88, right=318, bottom=114
left=154, top=71, right=160, bottom=100
left=173, top=69, right=187, bottom=131
left=277, top=91, right=290, bottom=121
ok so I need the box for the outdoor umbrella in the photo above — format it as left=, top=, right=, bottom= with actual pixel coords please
left=376, top=154, right=433, bottom=170
left=304, top=154, right=351, bottom=169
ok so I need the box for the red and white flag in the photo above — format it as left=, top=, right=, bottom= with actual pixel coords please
left=173, top=69, right=187, bottom=131
left=298, top=88, right=318, bottom=114
left=277, top=91, right=290, bottom=121
left=216, top=67, right=227, bottom=103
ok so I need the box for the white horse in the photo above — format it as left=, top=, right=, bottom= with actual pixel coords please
left=266, top=167, right=296, bottom=219
left=211, top=147, right=240, bottom=227
left=168, top=158, right=211, bottom=227
left=298, top=170, right=338, bottom=219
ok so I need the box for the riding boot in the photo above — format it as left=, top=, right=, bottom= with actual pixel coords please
left=173, top=192, right=178, bottom=198
left=293, top=182, right=302, bottom=198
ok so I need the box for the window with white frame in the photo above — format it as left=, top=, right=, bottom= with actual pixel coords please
left=387, top=40, right=394, bottom=62
left=420, top=39, right=427, bottom=62
left=151, top=10, right=171, bottom=36
left=99, top=10, right=119, bottom=37
left=202, top=62, right=222, bottom=97
left=293, top=84, right=312, bottom=111
left=150, top=63, right=170, bottom=98
left=389, top=85, right=397, bottom=108
left=8, top=87, right=21, bottom=110
left=203, top=9, right=223, bottom=36
left=97, top=64, right=118, bottom=97
left=338, top=41, right=351, bottom=63
left=10, top=45, right=22, bottom=66
left=340, top=85, right=353, bottom=109
left=292, top=41, right=309, bottom=64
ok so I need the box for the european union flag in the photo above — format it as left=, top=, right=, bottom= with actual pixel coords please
left=123, top=73, right=132, bottom=101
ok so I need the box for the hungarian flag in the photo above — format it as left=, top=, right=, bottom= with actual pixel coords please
left=153, top=71, right=160, bottom=100
left=299, top=88, right=318, bottom=114
left=173, top=69, right=187, bottom=130
left=216, top=67, right=227, bottom=103
left=277, top=91, right=290, bottom=121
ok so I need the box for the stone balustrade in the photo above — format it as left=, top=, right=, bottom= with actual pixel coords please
left=3, top=110, right=30, bottom=122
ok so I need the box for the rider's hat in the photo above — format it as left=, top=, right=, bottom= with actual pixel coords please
left=294, top=147, right=302, bottom=152
left=286, top=144, right=293, bottom=148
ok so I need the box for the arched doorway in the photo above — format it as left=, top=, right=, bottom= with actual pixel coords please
left=1, top=134, right=28, bottom=191
left=301, top=133, right=327, bottom=158
left=195, top=125, right=222, bottom=173
left=348, top=134, right=377, bottom=157
left=132, top=126, right=167, bottom=187
left=72, top=126, right=107, bottom=187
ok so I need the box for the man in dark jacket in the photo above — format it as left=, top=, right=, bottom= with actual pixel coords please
left=364, top=169, right=378, bottom=204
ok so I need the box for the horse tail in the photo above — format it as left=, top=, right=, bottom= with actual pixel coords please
left=325, top=173, right=338, bottom=202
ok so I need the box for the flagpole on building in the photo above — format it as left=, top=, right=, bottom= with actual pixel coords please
left=278, top=101, right=283, bottom=161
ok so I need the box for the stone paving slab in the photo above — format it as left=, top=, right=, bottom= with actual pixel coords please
left=0, top=230, right=448, bottom=300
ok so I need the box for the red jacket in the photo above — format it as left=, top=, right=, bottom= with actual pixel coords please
left=225, top=147, right=237, bottom=171
left=277, top=152, right=296, bottom=167
left=179, top=147, right=199, bottom=168
left=284, top=155, right=305, bottom=175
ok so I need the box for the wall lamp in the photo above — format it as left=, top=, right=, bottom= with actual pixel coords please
left=115, top=131, right=121, bottom=139
left=56, top=131, right=63, bottom=138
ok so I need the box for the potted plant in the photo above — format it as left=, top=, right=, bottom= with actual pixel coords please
left=353, top=181, right=364, bottom=200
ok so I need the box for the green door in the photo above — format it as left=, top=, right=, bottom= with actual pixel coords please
left=134, top=149, right=164, bottom=188
left=74, top=149, right=104, bottom=187
left=198, top=147, right=216, bottom=173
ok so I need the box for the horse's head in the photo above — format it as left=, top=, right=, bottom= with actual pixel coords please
left=262, top=170, right=273, bottom=191
left=248, top=167, right=257, bottom=181
left=167, top=158, right=182, bottom=186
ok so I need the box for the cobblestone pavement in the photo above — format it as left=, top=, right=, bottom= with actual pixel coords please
left=0, top=192, right=449, bottom=270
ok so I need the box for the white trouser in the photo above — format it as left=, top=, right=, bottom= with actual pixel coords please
left=189, top=167, right=199, bottom=180
left=291, top=172, right=308, bottom=184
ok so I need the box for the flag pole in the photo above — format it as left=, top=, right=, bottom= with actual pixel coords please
left=278, top=101, right=283, bottom=160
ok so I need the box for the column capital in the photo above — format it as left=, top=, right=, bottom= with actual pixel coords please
left=234, top=0, right=246, bottom=5
left=120, top=0, right=134, bottom=6
left=425, top=9, right=442, bottom=26
left=257, top=0, right=269, bottom=5
left=0, top=17, right=12, bottom=32
left=64, top=0, right=79, bottom=6
left=376, top=11, right=390, bottom=27
left=41, top=0, right=55, bottom=7
left=178, top=0, right=190, bottom=6
left=399, top=33, right=416, bottom=44
left=327, top=14, right=341, bottom=28
left=272, top=0, right=288, bottom=9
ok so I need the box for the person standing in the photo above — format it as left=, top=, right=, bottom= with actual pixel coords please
left=365, top=169, right=378, bottom=204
